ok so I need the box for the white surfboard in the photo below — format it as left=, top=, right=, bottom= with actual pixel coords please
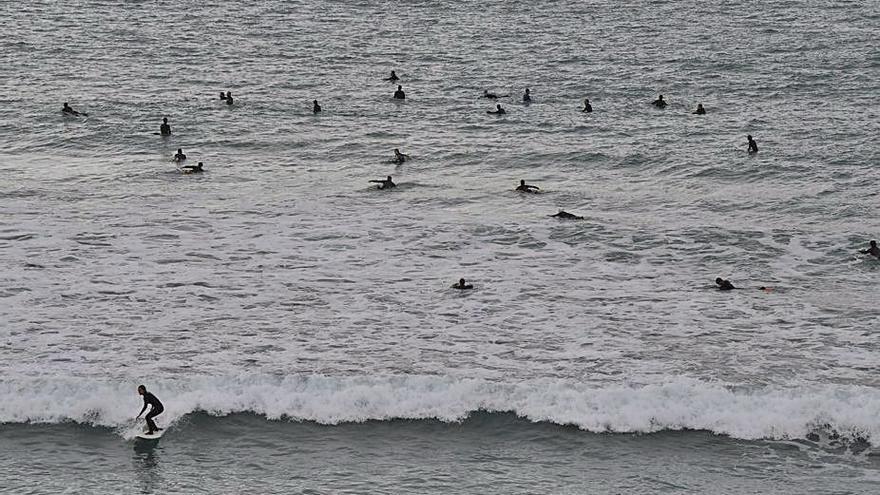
left=135, top=429, right=166, bottom=440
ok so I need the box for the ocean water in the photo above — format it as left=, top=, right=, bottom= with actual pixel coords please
left=2, top=0, right=880, bottom=493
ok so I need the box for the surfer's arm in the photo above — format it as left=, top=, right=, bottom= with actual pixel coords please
left=136, top=403, right=147, bottom=418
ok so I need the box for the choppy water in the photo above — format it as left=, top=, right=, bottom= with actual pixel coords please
left=2, top=0, right=879, bottom=493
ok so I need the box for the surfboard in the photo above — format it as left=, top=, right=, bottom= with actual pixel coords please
left=135, top=429, right=165, bottom=440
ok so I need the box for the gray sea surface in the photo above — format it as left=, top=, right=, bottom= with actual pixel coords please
left=1, top=0, right=879, bottom=493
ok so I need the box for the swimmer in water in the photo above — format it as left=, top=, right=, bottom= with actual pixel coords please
left=582, top=98, right=592, bottom=113
left=487, top=104, right=506, bottom=115
left=219, top=92, right=227, bottom=100
left=225, top=91, right=234, bottom=105
left=392, top=149, right=410, bottom=164
left=694, top=103, right=706, bottom=115
left=173, top=148, right=187, bottom=162
left=159, top=117, right=172, bottom=136
left=370, top=176, right=396, bottom=190
left=181, top=161, right=204, bottom=174
left=747, top=135, right=758, bottom=154
left=715, top=277, right=735, bottom=290
left=313, top=100, right=322, bottom=114
left=394, top=85, right=406, bottom=100
left=860, top=240, right=880, bottom=258
left=452, top=278, right=473, bottom=290
left=522, top=88, right=531, bottom=103
left=516, top=179, right=539, bottom=193
left=652, top=94, right=667, bottom=108
left=550, top=210, right=583, bottom=220
left=62, top=102, right=87, bottom=116
left=385, top=70, right=399, bottom=82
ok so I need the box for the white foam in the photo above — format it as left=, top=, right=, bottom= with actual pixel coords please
left=2, top=375, right=878, bottom=443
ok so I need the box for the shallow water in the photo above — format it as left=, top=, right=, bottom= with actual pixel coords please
left=1, top=0, right=879, bottom=493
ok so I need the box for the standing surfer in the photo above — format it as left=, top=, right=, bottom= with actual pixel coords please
left=136, top=385, right=164, bottom=435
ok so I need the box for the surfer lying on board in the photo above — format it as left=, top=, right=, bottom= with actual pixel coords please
left=62, top=102, right=87, bottom=117
left=136, top=385, right=164, bottom=435
left=860, top=240, right=879, bottom=258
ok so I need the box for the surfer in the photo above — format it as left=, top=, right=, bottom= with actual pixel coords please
left=62, top=102, right=87, bottom=116
left=136, top=385, right=164, bottom=435
left=313, top=100, right=322, bottom=114
left=225, top=91, right=234, bottom=105
left=182, top=162, right=204, bottom=174
left=652, top=94, right=667, bottom=108
left=487, top=104, right=506, bottom=115
left=483, top=90, right=507, bottom=99
left=392, top=148, right=409, bottom=164
left=860, top=240, right=880, bottom=258
left=747, top=135, right=758, bottom=154
left=452, top=278, right=473, bottom=290
left=715, top=277, right=736, bottom=290
left=694, top=103, right=706, bottom=115
left=550, top=210, right=583, bottom=220
left=582, top=98, right=592, bottom=113
left=522, top=88, right=532, bottom=103
left=516, top=179, right=539, bottom=193
left=219, top=92, right=227, bottom=100
left=385, top=70, right=399, bottom=82
left=159, top=117, right=172, bottom=136
left=370, top=176, right=396, bottom=189
left=173, top=148, right=187, bottom=162
left=394, top=85, right=406, bottom=100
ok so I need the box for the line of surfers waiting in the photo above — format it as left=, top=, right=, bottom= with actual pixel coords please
left=59, top=71, right=876, bottom=290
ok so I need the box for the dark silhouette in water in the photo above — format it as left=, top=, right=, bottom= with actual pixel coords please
left=747, top=135, right=758, bottom=154
left=181, top=162, right=204, bottom=174
left=715, top=277, right=735, bottom=290
left=173, top=148, right=187, bottom=162
left=62, top=102, right=87, bottom=116
left=582, top=98, right=592, bottom=113
left=652, top=95, right=667, bottom=108
left=370, top=176, right=396, bottom=189
left=159, top=117, right=172, bottom=136
left=385, top=70, right=399, bottom=82
left=516, top=179, right=539, bottom=193
left=522, top=88, right=532, bottom=103
left=487, top=104, right=506, bottom=115
left=392, top=149, right=410, bottom=164
left=394, top=85, right=406, bottom=100
left=313, top=100, right=322, bottom=114
left=225, top=91, right=234, bottom=105
left=694, top=103, right=706, bottom=115
left=219, top=92, right=227, bottom=100
left=452, top=278, right=473, bottom=290
left=860, top=240, right=880, bottom=258
left=550, top=210, right=583, bottom=220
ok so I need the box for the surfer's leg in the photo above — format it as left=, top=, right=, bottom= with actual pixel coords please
left=145, top=410, right=159, bottom=433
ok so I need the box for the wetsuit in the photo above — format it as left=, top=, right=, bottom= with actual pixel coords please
left=160, top=124, right=172, bottom=136
left=716, top=279, right=735, bottom=290
left=139, top=392, right=164, bottom=432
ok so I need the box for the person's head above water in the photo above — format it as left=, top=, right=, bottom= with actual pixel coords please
left=163, top=117, right=168, bottom=123
left=715, top=277, right=723, bottom=284
left=397, top=85, right=402, bottom=91
left=177, top=148, right=182, bottom=154
left=63, top=102, right=70, bottom=108
left=138, top=385, right=146, bottom=395
left=871, top=240, right=878, bottom=247
left=520, top=179, right=526, bottom=185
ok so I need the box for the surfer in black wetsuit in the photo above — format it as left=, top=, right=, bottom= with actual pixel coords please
left=652, top=94, right=667, bottom=108
left=860, top=240, right=880, bottom=258
left=219, top=92, right=227, bottom=100
left=62, top=102, right=87, bottom=116
left=394, top=85, right=406, bottom=100
left=452, top=278, right=473, bottom=290
left=551, top=210, right=583, bottom=220
left=181, top=161, right=204, bottom=174
left=522, top=88, right=532, bottom=103
left=582, top=98, right=592, bottom=113
left=747, top=135, right=758, bottom=154
left=392, top=148, right=409, bottom=164
left=386, top=70, right=399, bottom=82
left=487, top=104, right=506, bottom=115
left=516, top=179, right=539, bottom=193
left=370, top=176, right=396, bottom=189
left=136, top=385, right=164, bottom=434
left=173, top=148, right=187, bottom=162
left=160, top=117, right=172, bottom=136
left=225, top=91, right=234, bottom=105
left=715, top=277, right=735, bottom=290
left=313, top=100, right=322, bottom=114
left=694, top=103, right=706, bottom=115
